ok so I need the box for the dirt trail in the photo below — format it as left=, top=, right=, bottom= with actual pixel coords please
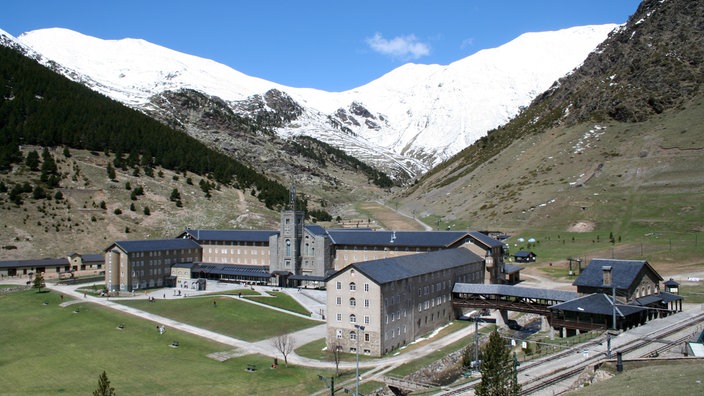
left=358, top=201, right=429, bottom=231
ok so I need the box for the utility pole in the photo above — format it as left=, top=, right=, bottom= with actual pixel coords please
left=474, top=315, right=480, bottom=368
left=354, top=324, right=365, bottom=396
left=612, top=282, right=617, bottom=330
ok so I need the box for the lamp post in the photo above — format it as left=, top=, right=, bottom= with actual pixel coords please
left=354, top=324, right=365, bottom=396
left=472, top=313, right=480, bottom=370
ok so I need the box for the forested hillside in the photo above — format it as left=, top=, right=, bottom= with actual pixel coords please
left=0, top=45, right=290, bottom=209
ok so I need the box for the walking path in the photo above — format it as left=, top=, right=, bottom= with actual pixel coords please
left=41, top=280, right=473, bottom=372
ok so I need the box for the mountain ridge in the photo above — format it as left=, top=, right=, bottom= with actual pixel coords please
left=399, top=0, right=704, bottom=263
left=9, top=24, right=618, bottom=178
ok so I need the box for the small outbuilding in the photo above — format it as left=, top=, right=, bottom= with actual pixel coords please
left=513, top=251, right=536, bottom=263
left=663, top=278, right=679, bottom=294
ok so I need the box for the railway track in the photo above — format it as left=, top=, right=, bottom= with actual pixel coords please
left=521, top=310, right=704, bottom=395
left=438, top=309, right=704, bottom=395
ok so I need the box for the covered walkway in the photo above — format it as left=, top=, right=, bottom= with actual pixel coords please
left=452, top=283, right=578, bottom=315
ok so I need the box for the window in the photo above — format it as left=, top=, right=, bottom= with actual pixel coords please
left=364, top=315, right=370, bottom=324
left=364, top=283, right=370, bottom=292
left=336, top=313, right=342, bottom=322
left=364, top=299, right=370, bottom=308
left=336, top=297, right=342, bottom=305
left=285, top=239, right=291, bottom=256
left=349, top=282, right=356, bottom=291
left=350, top=298, right=356, bottom=307
left=350, top=331, right=357, bottom=341
left=350, top=314, right=357, bottom=323
left=364, top=333, right=370, bottom=342
left=336, top=329, right=343, bottom=339
left=336, top=281, right=341, bottom=290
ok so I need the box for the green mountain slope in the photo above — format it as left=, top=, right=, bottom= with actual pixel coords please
left=401, top=0, right=704, bottom=268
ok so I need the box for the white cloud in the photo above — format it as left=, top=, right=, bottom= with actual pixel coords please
left=460, top=37, right=475, bottom=49
left=366, top=32, right=430, bottom=60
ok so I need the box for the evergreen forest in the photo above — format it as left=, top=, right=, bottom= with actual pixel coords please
left=0, top=45, right=290, bottom=210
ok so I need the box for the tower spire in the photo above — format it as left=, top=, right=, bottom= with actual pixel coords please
left=289, top=176, right=296, bottom=211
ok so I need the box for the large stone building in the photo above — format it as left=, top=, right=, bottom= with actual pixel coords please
left=103, top=195, right=511, bottom=308
left=98, top=195, right=514, bottom=353
left=105, top=239, right=201, bottom=292
left=325, top=247, right=485, bottom=356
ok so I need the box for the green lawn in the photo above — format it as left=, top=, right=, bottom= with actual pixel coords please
left=245, top=291, right=312, bottom=316
left=569, top=360, right=704, bottom=396
left=0, top=289, right=336, bottom=395
left=117, top=295, right=318, bottom=342
left=679, top=283, right=704, bottom=304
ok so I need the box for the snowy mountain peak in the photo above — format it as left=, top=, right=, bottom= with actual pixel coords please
left=13, top=24, right=618, bottom=178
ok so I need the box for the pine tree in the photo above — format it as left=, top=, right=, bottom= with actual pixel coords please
left=475, top=329, right=521, bottom=396
left=25, top=150, right=40, bottom=171
left=92, top=371, right=115, bottom=396
left=106, top=163, right=116, bottom=181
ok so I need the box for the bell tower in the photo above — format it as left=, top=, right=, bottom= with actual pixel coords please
left=277, top=179, right=304, bottom=275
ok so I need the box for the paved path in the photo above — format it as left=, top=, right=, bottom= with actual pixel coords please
left=42, top=280, right=474, bottom=372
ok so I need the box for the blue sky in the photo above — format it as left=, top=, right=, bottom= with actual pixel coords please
left=2, top=0, right=641, bottom=92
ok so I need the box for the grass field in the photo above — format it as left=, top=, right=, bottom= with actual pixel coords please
left=0, top=289, right=336, bottom=395
left=569, top=360, right=704, bottom=396
left=117, top=295, right=318, bottom=342
left=244, top=291, right=312, bottom=316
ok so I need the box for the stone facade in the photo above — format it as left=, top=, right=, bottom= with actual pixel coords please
left=326, top=247, right=485, bottom=357
left=105, top=239, right=201, bottom=292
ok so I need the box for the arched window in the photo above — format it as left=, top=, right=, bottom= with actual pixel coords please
left=285, top=239, right=291, bottom=256
left=350, top=331, right=357, bottom=340
left=350, top=297, right=356, bottom=307
left=350, top=314, right=357, bottom=323
left=349, top=282, right=356, bottom=291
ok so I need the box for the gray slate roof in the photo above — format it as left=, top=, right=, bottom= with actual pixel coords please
left=327, top=230, right=470, bottom=248
left=549, top=293, right=646, bottom=316
left=452, top=283, right=578, bottom=302
left=572, top=258, right=663, bottom=289
left=504, top=264, right=525, bottom=274
left=0, top=253, right=104, bottom=269
left=109, top=239, right=201, bottom=253
left=330, top=247, right=484, bottom=285
left=634, top=291, right=683, bottom=306
left=468, top=231, right=505, bottom=249
left=80, top=253, right=105, bottom=263
left=0, top=257, right=68, bottom=269
left=182, top=229, right=277, bottom=242
left=305, top=225, right=329, bottom=237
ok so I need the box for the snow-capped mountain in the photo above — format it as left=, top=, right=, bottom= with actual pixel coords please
left=5, top=25, right=617, bottom=179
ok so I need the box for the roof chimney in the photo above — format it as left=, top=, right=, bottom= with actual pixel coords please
left=602, top=265, right=612, bottom=286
